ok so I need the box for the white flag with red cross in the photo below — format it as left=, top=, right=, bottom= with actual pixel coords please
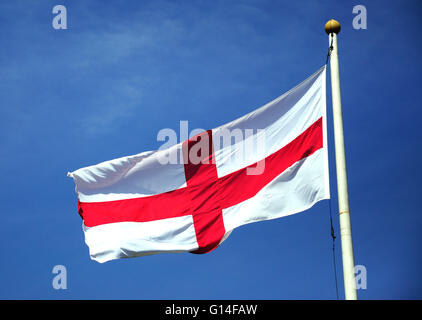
left=68, top=66, right=330, bottom=263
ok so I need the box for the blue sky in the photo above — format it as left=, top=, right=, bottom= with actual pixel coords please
left=0, top=0, right=421, bottom=299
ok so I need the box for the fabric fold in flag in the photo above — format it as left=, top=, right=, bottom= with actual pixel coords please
left=69, top=66, right=330, bottom=263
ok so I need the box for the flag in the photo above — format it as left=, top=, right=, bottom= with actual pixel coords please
left=68, top=66, right=330, bottom=263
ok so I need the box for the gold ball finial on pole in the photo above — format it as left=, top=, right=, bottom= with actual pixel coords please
left=324, top=19, right=341, bottom=34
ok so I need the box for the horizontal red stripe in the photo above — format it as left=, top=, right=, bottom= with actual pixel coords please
left=80, top=187, right=191, bottom=227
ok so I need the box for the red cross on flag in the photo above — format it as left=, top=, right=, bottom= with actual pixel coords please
left=68, top=66, right=330, bottom=263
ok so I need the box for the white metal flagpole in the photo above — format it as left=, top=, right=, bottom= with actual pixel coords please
left=325, top=19, right=358, bottom=300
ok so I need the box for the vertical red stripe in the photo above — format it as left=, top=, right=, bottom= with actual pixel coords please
left=183, top=130, right=226, bottom=253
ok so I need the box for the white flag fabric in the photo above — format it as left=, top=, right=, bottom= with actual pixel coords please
left=69, top=66, right=330, bottom=263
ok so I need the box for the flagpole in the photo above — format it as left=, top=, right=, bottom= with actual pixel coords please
left=325, top=19, right=357, bottom=300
